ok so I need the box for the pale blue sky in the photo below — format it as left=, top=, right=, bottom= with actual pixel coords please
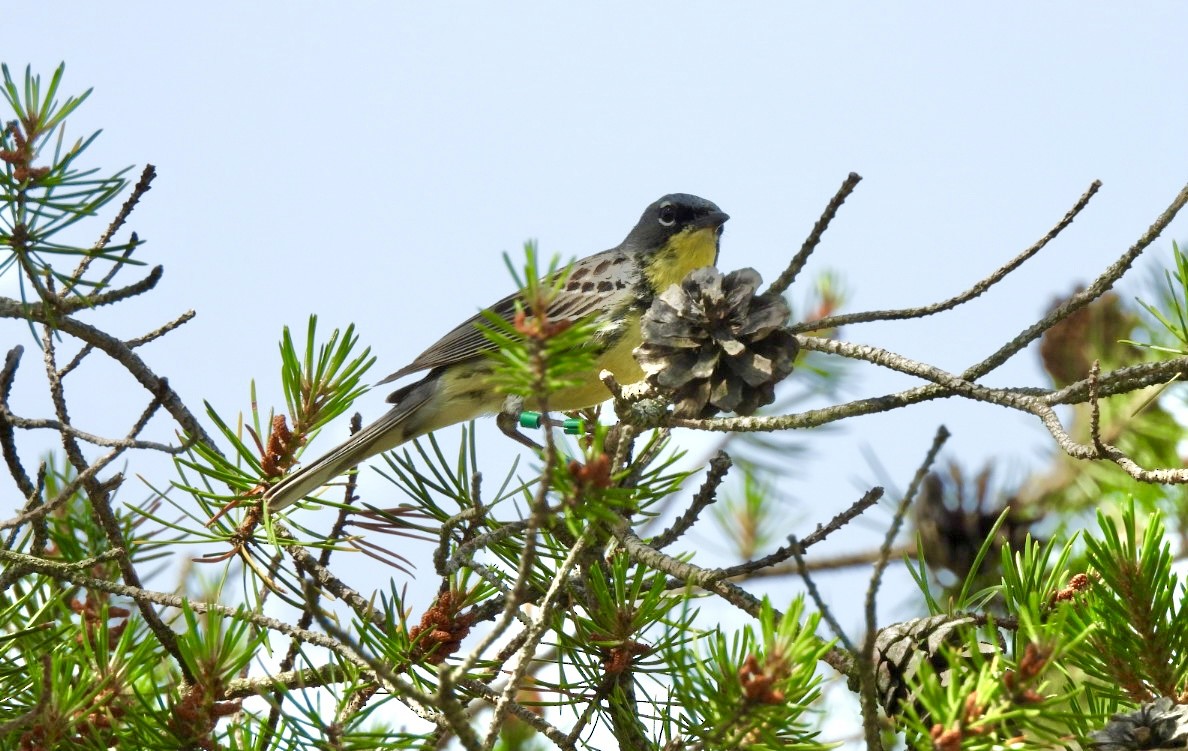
left=6, top=3, right=1188, bottom=743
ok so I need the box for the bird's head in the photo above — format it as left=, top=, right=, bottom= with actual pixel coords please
left=625, top=193, right=729, bottom=292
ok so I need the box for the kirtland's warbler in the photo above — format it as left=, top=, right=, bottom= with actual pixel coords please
left=264, top=194, right=728, bottom=511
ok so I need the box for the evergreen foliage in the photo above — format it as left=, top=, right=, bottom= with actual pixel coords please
left=5, top=64, right=1188, bottom=750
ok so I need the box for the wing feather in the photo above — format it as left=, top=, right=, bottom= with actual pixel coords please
left=377, top=248, right=639, bottom=385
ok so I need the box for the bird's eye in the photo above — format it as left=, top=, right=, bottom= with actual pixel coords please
left=658, top=204, right=677, bottom=227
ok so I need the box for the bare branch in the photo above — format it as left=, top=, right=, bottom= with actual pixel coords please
left=796, top=179, right=1102, bottom=332
left=0, top=412, right=179, bottom=453
left=746, top=543, right=917, bottom=578
left=708, top=486, right=885, bottom=582
left=767, top=171, right=863, bottom=296
left=610, top=515, right=854, bottom=678
left=965, top=179, right=1188, bottom=381
left=859, top=425, right=949, bottom=751
left=0, top=547, right=352, bottom=653
left=0, top=346, right=35, bottom=499
left=1044, top=356, right=1188, bottom=406
left=787, top=533, right=854, bottom=652
left=69, top=164, right=156, bottom=284
left=0, top=298, right=214, bottom=447
left=55, top=264, right=164, bottom=314
left=649, top=450, right=732, bottom=549
left=683, top=334, right=1188, bottom=484
left=125, top=309, right=197, bottom=349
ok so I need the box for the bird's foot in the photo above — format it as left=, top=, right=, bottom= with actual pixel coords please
left=497, top=395, right=544, bottom=451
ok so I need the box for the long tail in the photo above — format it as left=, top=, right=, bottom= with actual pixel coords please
left=263, top=376, right=438, bottom=511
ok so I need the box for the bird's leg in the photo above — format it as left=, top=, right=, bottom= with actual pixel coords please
left=496, top=394, right=543, bottom=451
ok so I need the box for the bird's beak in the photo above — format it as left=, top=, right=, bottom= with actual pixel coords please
left=690, top=210, right=729, bottom=236
left=696, top=210, right=730, bottom=230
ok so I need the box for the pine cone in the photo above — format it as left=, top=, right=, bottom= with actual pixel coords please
left=634, top=267, right=798, bottom=419
left=1039, top=288, right=1138, bottom=388
left=1089, top=697, right=1188, bottom=750
left=870, top=614, right=1001, bottom=716
left=914, top=463, right=1038, bottom=583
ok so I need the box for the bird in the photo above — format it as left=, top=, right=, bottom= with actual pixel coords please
left=263, top=193, right=729, bottom=511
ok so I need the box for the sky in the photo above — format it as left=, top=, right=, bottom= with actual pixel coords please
left=5, top=3, right=1188, bottom=744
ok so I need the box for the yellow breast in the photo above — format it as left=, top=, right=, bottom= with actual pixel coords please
left=645, top=225, right=721, bottom=291
left=544, top=312, right=644, bottom=411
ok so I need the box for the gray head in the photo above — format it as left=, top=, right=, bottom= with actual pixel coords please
left=622, top=193, right=729, bottom=253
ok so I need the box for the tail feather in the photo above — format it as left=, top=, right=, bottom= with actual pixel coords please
left=264, top=377, right=438, bottom=511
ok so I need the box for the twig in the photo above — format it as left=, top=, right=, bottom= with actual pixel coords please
left=0, top=298, right=214, bottom=447
left=1089, top=361, right=1105, bottom=455
left=93, top=165, right=155, bottom=253
left=54, top=265, right=164, bottom=314
left=282, top=531, right=386, bottom=630
left=305, top=581, right=447, bottom=728
left=124, top=309, right=197, bottom=349
left=669, top=336, right=995, bottom=435
left=767, top=172, right=863, bottom=296
left=0, top=546, right=357, bottom=652
left=858, top=426, right=949, bottom=750
left=56, top=343, right=93, bottom=379
left=70, top=164, right=155, bottom=284
left=649, top=450, right=732, bottom=549
left=40, top=323, right=195, bottom=684
left=787, top=534, right=853, bottom=652
left=1043, top=356, right=1188, bottom=404
left=610, top=516, right=853, bottom=677
left=271, top=465, right=375, bottom=751
left=442, top=517, right=528, bottom=578
left=0, top=346, right=35, bottom=499
left=430, top=470, right=489, bottom=579
left=677, top=335, right=1188, bottom=484
left=321, top=412, right=365, bottom=564
left=706, top=486, right=884, bottom=582
left=740, top=543, right=917, bottom=579
left=460, top=678, right=580, bottom=751
left=965, top=179, right=1188, bottom=381
left=436, top=674, right=483, bottom=751
left=453, top=333, right=563, bottom=683
left=795, top=179, right=1101, bottom=332
left=0, top=445, right=124, bottom=531
left=563, top=673, right=622, bottom=747
left=797, top=485, right=885, bottom=550
left=90, top=233, right=141, bottom=294
left=0, top=412, right=180, bottom=453
left=480, top=528, right=593, bottom=750
left=224, top=663, right=349, bottom=699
